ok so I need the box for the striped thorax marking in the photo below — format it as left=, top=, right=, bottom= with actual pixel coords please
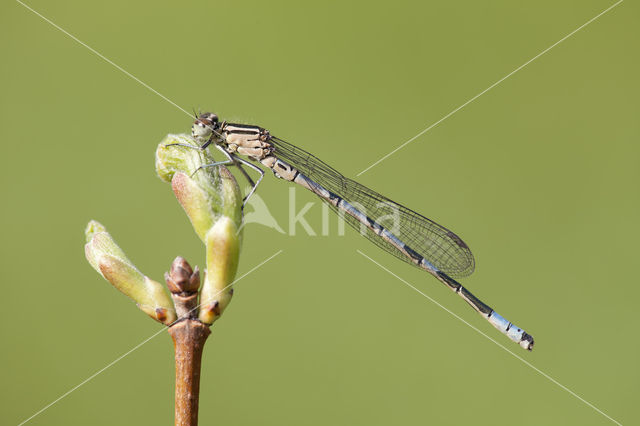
left=221, top=123, right=274, bottom=162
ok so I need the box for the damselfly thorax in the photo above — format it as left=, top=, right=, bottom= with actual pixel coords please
left=194, top=117, right=306, bottom=183
left=220, top=124, right=276, bottom=165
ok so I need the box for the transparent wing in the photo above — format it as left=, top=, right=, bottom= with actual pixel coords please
left=270, top=136, right=475, bottom=278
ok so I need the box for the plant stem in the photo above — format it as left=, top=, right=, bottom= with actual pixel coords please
left=166, top=257, right=211, bottom=426
left=169, top=320, right=211, bottom=426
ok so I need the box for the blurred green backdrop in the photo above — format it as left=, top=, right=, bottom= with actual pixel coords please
left=1, top=1, right=637, bottom=425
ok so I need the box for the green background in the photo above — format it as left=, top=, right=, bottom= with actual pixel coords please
left=1, top=1, right=637, bottom=425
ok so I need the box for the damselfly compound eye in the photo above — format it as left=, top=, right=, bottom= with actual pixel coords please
left=199, top=112, right=218, bottom=123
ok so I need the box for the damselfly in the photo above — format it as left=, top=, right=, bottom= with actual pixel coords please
left=172, top=112, right=534, bottom=351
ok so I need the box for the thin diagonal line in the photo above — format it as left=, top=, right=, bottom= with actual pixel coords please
left=357, top=250, right=623, bottom=426
left=16, top=0, right=192, bottom=118
left=357, top=0, right=623, bottom=176
left=17, top=249, right=284, bottom=426
left=16, top=327, right=166, bottom=426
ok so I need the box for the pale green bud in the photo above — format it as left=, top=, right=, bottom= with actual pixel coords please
left=84, top=220, right=177, bottom=325
left=199, top=217, right=241, bottom=324
left=155, top=134, right=242, bottom=240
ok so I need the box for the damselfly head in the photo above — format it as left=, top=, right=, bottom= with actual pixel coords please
left=192, top=112, right=219, bottom=142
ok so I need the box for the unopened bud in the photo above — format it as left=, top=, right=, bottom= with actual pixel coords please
left=165, top=257, right=200, bottom=294
left=199, top=216, right=240, bottom=324
left=156, top=135, right=243, bottom=241
left=84, top=220, right=177, bottom=325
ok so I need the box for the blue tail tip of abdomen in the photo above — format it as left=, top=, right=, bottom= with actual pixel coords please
left=521, top=333, right=534, bottom=351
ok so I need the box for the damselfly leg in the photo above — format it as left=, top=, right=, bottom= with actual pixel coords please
left=172, top=141, right=265, bottom=208
left=203, top=145, right=265, bottom=207
left=233, top=156, right=265, bottom=204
